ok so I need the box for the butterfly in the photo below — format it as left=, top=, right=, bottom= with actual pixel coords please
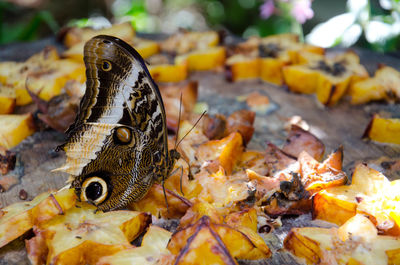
left=54, top=35, right=180, bottom=211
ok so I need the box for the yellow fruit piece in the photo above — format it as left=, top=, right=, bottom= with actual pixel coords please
left=196, top=132, right=244, bottom=175
left=225, top=55, right=260, bottom=81
left=61, top=43, right=85, bottom=62
left=168, top=215, right=271, bottom=262
left=363, top=114, right=400, bottom=145
left=283, top=51, right=367, bottom=106
left=0, top=62, right=21, bottom=85
left=0, top=188, right=76, bottom=248
left=128, top=183, right=192, bottom=219
left=161, top=31, right=219, bottom=55
left=284, top=214, right=400, bottom=265
left=0, top=47, right=85, bottom=105
left=63, top=22, right=135, bottom=48
left=313, top=164, right=400, bottom=235
left=260, top=57, right=288, bottom=85
left=133, top=38, right=160, bottom=59
left=149, top=62, right=188, bottom=83
left=289, top=46, right=325, bottom=64
left=349, top=66, right=400, bottom=104
left=0, top=113, right=35, bottom=149
left=175, top=46, right=226, bottom=71
left=282, top=65, right=319, bottom=94
left=315, top=71, right=352, bottom=106
left=28, top=202, right=150, bottom=265
left=0, top=84, right=16, bottom=114
left=23, top=59, right=85, bottom=102
left=97, top=225, right=173, bottom=265
left=225, top=208, right=258, bottom=232
left=63, top=22, right=135, bottom=61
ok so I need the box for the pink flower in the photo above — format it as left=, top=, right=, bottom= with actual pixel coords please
left=260, top=0, right=275, bottom=19
left=291, top=0, right=314, bottom=24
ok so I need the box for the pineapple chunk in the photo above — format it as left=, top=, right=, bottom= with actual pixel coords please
left=175, top=46, right=226, bottom=71
left=97, top=225, right=173, bottom=265
left=258, top=34, right=323, bottom=85
left=0, top=188, right=76, bottom=248
left=313, top=164, right=400, bottom=235
left=284, top=214, right=400, bottom=265
left=27, top=202, right=151, bottom=265
left=282, top=64, right=319, bottom=94
left=132, top=38, right=160, bottom=59
left=0, top=113, right=35, bottom=149
left=225, top=55, right=260, bottom=81
left=196, top=132, right=244, bottom=175
left=160, top=31, right=219, bottom=55
left=363, top=114, right=400, bottom=145
left=63, top=22, right=135, bottom=48
left=0, top=84, right=16, bottom=114
left=0, top=47, right=85, bottom=105
left=283, top=51, right=368, bottom=106
left=128, top=183, right=192, bottom=219
left=149, top=62, right=188, bottom=83
left=26, top=59, right=85, bottom=101
left=349, top=66, right=400, bottom=104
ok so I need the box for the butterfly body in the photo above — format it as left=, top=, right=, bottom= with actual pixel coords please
left=55, top=35, right=177, bottom=211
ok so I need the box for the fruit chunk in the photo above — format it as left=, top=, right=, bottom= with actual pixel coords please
left=313, top=164, right=400, bottom=235
left=196, top=132, right=244, bottom=175
left=97, top=225, right=173, bottom=265
left=349, top=65, right=400, bottom=104
left=283, top=51, right=368, bottom=106
left=284, top=214, right=400, bottom=265
left=0, top=84, right=16, bottom=114
left=26, top=202, right=150, bottom=265
left=168, top=215, right=271, bottom=262
left=0, top=46, right=85, bottom=105
left=363, top=114, right=400, bottom=145
left=0, top=188, right=76, bottom=248
left=25, top=59, right=85, bottom=101
left=133, top=38, right=160, bottom=59
left=160, top=31, right=219, bottom=55
left=0, top=113, right=35, bottom=149
left=175, top=46, right=226, bottom=71
left=128, top=183, right=192, bottom=219
left=225, top=55, right=260, bottom=81
left=63, top=22, right=135, bottom=61
left=63, top=22, right=135, bottom=48
left=149, top=62, right=188, bottom=83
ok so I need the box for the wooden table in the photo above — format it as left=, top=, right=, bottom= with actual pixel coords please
left=0, top=39, right=399, bottom=264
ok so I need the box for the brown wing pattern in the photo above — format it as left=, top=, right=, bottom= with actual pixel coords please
left=55, top=35, right=171, bottom=211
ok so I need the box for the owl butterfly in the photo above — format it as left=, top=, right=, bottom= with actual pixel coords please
left=54, top=35, right=181, bottom=211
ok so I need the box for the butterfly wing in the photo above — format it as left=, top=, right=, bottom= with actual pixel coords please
left=55, top=35, right=169, bottom=211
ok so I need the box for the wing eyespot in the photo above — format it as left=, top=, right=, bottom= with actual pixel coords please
left=114, top=126, right=134, bottom=145
left=81, top=177, right=108, bottom=205
left=102, top=60, right=112, bottom=71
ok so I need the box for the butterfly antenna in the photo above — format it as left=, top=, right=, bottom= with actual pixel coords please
left=175, top=110, right=207, bottom=148
left=174, top=92, right=183, bottom=149
left=162, top=179, right=170, bottom=213
left=179, top=166, right=184, bottom=195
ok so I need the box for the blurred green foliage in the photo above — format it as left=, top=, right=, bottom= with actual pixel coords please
left=0, top=2, right=58, bottom=44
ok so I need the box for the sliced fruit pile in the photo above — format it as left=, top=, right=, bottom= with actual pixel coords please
left=0, top=23, right=399, bottom=264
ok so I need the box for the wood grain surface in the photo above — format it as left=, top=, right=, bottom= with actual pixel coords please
left=0, top=40, right=399, bottom=265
